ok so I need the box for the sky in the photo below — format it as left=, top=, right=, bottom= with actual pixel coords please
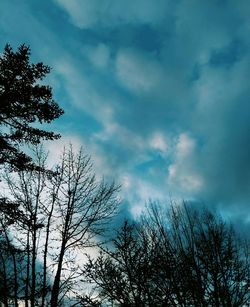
left=1, top=0, right=250, bottom=227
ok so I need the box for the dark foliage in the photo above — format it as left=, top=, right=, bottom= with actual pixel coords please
left=0, top=44, right=64, bottom=171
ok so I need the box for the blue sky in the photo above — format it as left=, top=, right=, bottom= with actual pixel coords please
left=1, top=0, right=250, bottom=225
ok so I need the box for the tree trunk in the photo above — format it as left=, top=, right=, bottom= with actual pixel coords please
left=25, top=229, right=30, bottom=307
left=3, top=226, right=18, bottom=307
left=0, top=252, right=9, bottom=307
left=50, top=241, right=66, bottom=307
left=41, top=198, right=55, bottom=307
left=30, top=225, right=37, bottom=307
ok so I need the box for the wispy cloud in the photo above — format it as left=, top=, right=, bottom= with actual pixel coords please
left=54, top=0, right=170, bottom=29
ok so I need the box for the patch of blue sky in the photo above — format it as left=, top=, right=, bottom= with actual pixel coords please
left=134, top=154, right=168, bottom=177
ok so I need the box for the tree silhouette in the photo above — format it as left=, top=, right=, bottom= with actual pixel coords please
left=83, top=203, right=250, bottom=306
left=0, top=44, right=63, bottom=171
left=50, top=146, right=120, bottom=307
left=0, top=146, right=120, bottom=306
left=166, top=204, right=250, bottom=306
left=0, top=44, right=64, bottom=305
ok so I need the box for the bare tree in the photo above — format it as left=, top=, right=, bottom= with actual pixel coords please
left=0, top=209, right=27, bottom=307
left=84, top=220, right=171, bottom=307
left=0, top=145, right=119, bottom=306
left=47, top=146, right=120, bottom=307
left=166, top=204, right=250, bottom=306
left=83, top=202, right=250, bottom=306
left=2, top=146, right=50, bottom=307
left=41, top=165, right=61, bottom=307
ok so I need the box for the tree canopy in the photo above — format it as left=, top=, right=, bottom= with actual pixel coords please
left=83, top=204, right=250, bottom=306
left=0, top=44, right=64, bottom=170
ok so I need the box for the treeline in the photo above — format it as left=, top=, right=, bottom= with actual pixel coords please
left=0, top=44, right=119, bottom=306
left=83, top=204, right=250, bottom=306
left=0, top=146, right=119, bottom=306
left=0, top=45, right=249, bottom=306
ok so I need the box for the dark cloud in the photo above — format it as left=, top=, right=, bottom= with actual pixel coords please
left=1, top=0, right=250, bottom=225
left=209, top=38, right=247, bottom=69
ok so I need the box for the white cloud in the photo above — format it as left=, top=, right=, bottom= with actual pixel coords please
left=54, top=0, right=96, bottom=29
left=116, top=49, right=164, bottom=94
left=53, top=57, right=115, bottom=124
left=167, top=133, right=203, bottom=194
left=176, top=133, right=195, bottom=159
left=54, top=0, right=169, bottom=29
left=149, top=132, right=168, bottom=154
left=82, top=43, right=111, bottom=69
left=120, top=173, right=166, bottom=217
left=44, top=135, right=83, bottom=167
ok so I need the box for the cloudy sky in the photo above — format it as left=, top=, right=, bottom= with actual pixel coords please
left=1, top=0, right=250, bottom=224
